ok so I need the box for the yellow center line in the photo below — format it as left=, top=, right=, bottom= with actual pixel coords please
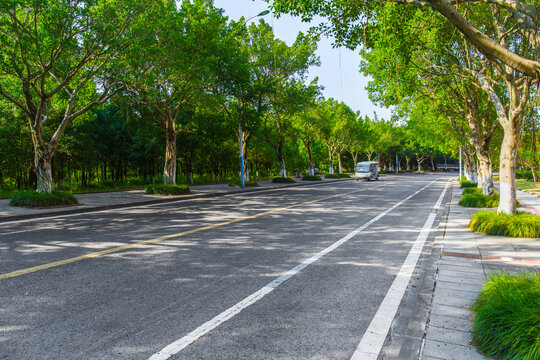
left=1, top=181, right=394, bottom=281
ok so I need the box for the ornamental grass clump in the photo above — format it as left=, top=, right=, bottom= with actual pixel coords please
left=145, top=184, right=190, bottom=195
left=460, top=180, right=478, bottom=188
left=469, top=211, right=540, bottom=238
left=459, top=193, right=500, bottom=208
left=472, top=271, right=540, bottom=360
left=302, top=175, right=322, bottom=181
left=10, top=191, right=78, bottom=208
left=271, top=177, right=295, bottom=183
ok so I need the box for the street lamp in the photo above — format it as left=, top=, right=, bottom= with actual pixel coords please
left=239, top=9, right=270, bottom=189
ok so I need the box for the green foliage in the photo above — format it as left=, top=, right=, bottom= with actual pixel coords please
left=10, top=191, right=78, bottom=208
left=324, top=174, right=342, bottom=179
left=228, top=179, right=258, bottom=187
left=460, top=180, right=478, bottom=188
left=516, top=170, right=540, bottom=181
left=463, top=187, right=482, bottom=195
left=145, top=184, right=190, bottom=195
left=472, top=271, right=540, bottom=360
left=338, top=173, right=351, bottom=178
left=459, top=193, right=499, bottom=208
left=469, top=211, right=540, bottom=238
left=272, top=177, right=296, bottom=183
left=302, top=175, right=322, bottom=181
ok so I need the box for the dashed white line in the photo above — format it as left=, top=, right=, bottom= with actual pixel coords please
left=148, top=178, right=443, bottom=360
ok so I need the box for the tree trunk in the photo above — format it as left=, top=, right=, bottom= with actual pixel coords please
left=338, top=153, right=343, bottom=174
left=279, top=158, right=287, bottom=178
left=477, top=154, right=494, bottom=195
left=406, top=156, right=411, bottom=171
left=306, top=142, right=315, bottom=176
left=34, top=145, right=54, bottom=193
left=328, top=151, right=334, bottom=175
left=498, top=126, right=519, bottom=214
left=163, top=117, right=177, bottom=185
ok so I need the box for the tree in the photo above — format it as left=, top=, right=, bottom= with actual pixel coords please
left=0, top=0, right=151, bottom=192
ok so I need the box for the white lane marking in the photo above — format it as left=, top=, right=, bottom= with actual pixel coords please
left=0, top=180, right=363, bottom=227
left=148, top=178, right=443, bottom=360
left=350, top=180, right=451, bottom=360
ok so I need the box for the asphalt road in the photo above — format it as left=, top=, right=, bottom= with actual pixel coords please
left=0, top=174, right=452, bottom=359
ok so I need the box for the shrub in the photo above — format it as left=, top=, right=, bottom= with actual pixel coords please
left=469, top=211, right=540, bottom=238
left=459, top=193, right=500, bottom=208
left=463, top=187, right=483, bottom=195
left=272, top=177, right=296, bottom=183
left=228, top=179, right=259, bottom=187
left=145, top=184, right=190, bottom=195
left=10, top=191, right=78, bottom=208
left=338, top=173, right=351, bottom=178
left=324, top=174, right=342, bottom=179
left=472, top=271, right=540, bottom=360
left=302, top=175, right=322, bottom=181
left=460, top=180, right=478, bottom=188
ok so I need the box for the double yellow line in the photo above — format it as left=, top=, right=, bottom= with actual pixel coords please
left=1, top=182, right=392, bottom=281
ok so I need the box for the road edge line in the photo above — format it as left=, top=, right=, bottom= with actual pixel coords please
left=350, top=180, right=451, bottom=360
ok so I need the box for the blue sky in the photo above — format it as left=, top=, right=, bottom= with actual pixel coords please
left=213, top=0, right=392, bottom=119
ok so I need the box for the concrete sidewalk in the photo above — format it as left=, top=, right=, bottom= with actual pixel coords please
left=0, top=177, right=352, bottom=222
left=419, top=183, right=540, bottom=360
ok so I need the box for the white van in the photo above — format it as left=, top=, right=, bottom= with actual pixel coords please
left=355, top=161, right=380, bottom=181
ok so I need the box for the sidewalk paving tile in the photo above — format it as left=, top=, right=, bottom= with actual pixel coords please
left=433, top=287, right=480, bottom=301
left=423, top=339, right=488, bottom=360
left=426, top=326, right=472, bottom=347
left=432, top=294, right=475, bottom=309
left=430, top=303, right=472, bottom=320
left=428, top=314, right=471, bottom=332
left=436, top=280, right=483, bottom=293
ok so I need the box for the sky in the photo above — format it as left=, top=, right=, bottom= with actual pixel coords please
left=213, top=0, right=393, bottom=119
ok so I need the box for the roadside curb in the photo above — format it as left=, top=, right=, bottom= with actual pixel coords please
left=0, top=178, right=353, bottom=223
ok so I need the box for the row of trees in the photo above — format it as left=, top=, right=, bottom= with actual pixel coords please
left=268, top=0, right=540, bottom=214
left=0, top=0, right=456, bottom=196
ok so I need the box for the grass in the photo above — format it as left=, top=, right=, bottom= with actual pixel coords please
left=460, top=180, right=478, bottom=188
left=271, top=177, right=296, bottom=183
left=302, top=175, right=322, bottom=181
left=9, top=191, right=78, bottom=208
left=472, top=271, right=540, bottom=360
left=469, top=210, right=540, bottom=238
left=144, top=184, right=190, bottom=195
left=459, top=193, right=500, bottom=208
left=228, top=179, right=259, bottom=187
left=516, top=178, right=540, bottom=196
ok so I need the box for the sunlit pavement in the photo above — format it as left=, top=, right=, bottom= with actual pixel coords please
left=1, top=174, right=458, bottom=359
left=386, top=183, right=540, bottom=360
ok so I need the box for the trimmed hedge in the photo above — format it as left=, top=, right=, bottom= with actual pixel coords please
left=324, top=174, right=341, bottom=179
left=472, top=271, right=540, bottom=360
left=302, top=175, right=322, bottom=181
left=145, top=184, right=190, bottom=195
left=272, top=177, right=296, bottom=183
left=469, top=210, right=540, bottom=238
left=228, top=179, right=258, bottom=187
left=10, top=191, right=78, bottom=208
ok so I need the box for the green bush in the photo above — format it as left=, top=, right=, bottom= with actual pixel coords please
left=271, top=177, right=296, bottom=183
left=516, top=169, right=540, bottom=181
left=460, top=180, right=478, bottom=188
left=472, top=271, right=540, bottom=360
left=10, top=191, right=78, bottom=208
left=463, top=187, right=483, bottom=195
left=469, top=210, right=540, bottom=238
left=145, top=184, right=190, bottom=195
left=228, top=179, right=258, bottom=187
left=324, top=174, right=341, bottom=179
left=338, top=173, right=351, bottom=178
left=302, top=175, right=322, bottom=181
left=459, top=193, right=500, bottom=208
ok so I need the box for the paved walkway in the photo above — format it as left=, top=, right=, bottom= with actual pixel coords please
left=0, top=177, right=350, bottom=221
left=420, top=183, right=540, bottom=360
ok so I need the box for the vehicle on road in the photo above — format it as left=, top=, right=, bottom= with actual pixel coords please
left=355, top=161, right=380, bottom=181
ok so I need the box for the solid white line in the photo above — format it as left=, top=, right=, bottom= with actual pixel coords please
left=350, top=180, right=450, bottom=360
left=148, top=178, right=443, bottom=360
